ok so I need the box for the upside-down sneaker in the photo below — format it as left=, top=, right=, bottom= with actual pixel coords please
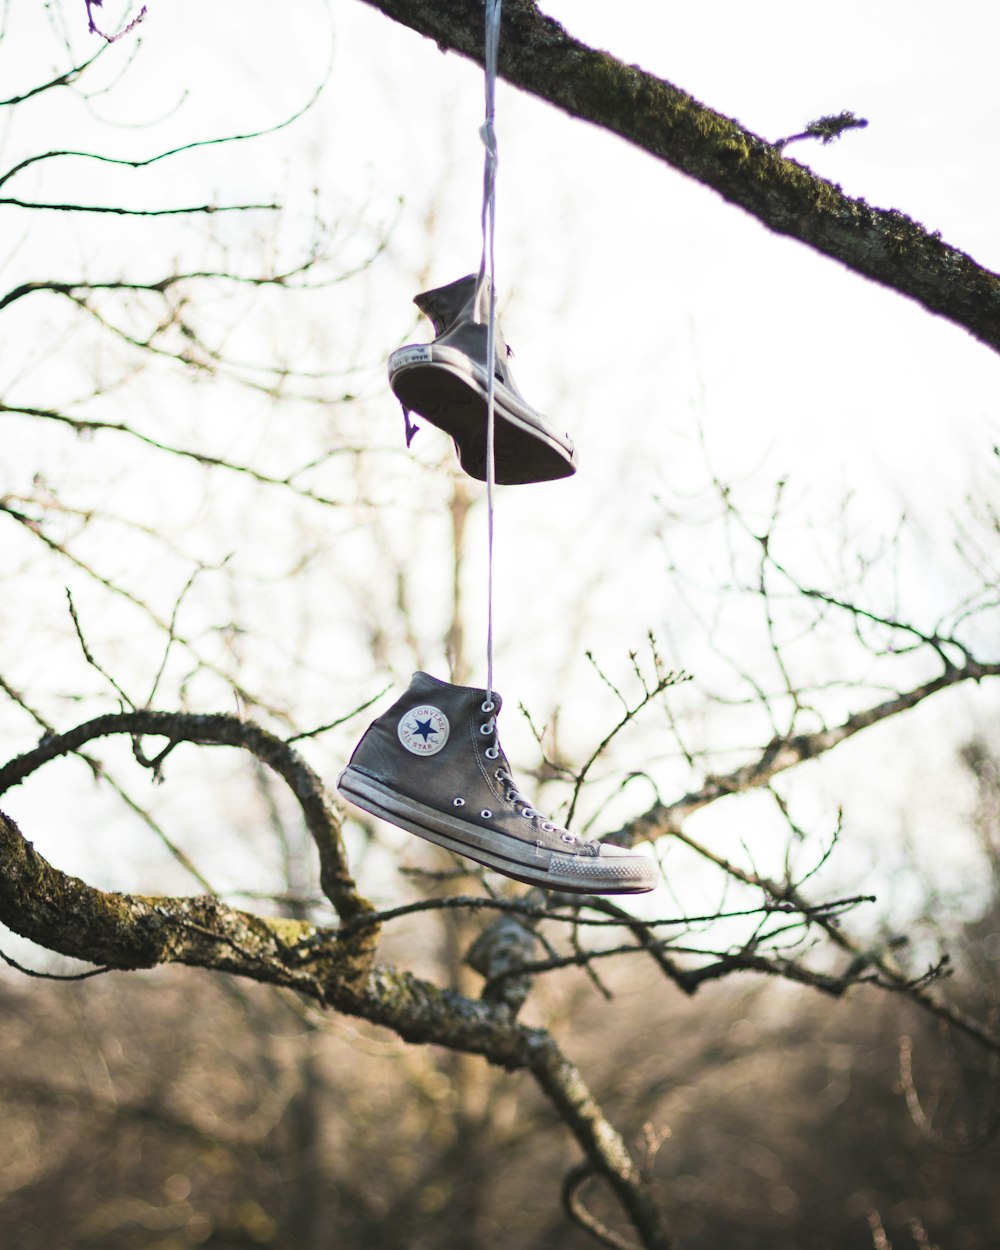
left=388, top=274, right=578, bottom=485
left=337, top=672, right=657, bottom=894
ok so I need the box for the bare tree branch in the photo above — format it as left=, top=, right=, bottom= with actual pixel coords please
left=0, top=49, right=103, bottom=107
left=0, top=194, right=278, bottom=216
left=564, top=1162, right=649, bottom=1250
left=619, top=659, right=1000, bottom=846
left=536, top=1046, right=678, bottom=1250
left=1, top=404, right=350, bottom=504
left=83, top=0, right=146, bottom=45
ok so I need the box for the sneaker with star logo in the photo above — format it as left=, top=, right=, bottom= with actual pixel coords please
left=337, top=672, right=657, bottom=894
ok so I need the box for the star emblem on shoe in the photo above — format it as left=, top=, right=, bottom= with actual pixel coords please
left=397, top=704, right=450, bottom=755
left=340, top=674, right=659, bottom=894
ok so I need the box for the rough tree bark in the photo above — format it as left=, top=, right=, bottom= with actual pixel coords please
left=356, top=0, right=1000, bottom=354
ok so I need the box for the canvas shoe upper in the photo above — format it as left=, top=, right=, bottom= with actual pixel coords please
left=337, top=672, right=657, bottom=895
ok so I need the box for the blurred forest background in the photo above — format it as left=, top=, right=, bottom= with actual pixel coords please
left=2, top=2, right=1000, bottom=1248
left=5, top=853, right=1000, bottom=1250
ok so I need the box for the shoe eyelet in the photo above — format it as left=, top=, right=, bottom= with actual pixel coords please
left=453, top=797, right=465, bottom=807
left=479, top=719, right=495, bottom=736
left=484, top=746, right=499, bottom=760
left=560, top=833, right=576, bottom=844
left=521, top=808, right=536, bottom=820
left=481, top=700, right=495, bottom=713
left=480, top=809, right=493, bottom=819
left=541, top=821, right=555, bottom=832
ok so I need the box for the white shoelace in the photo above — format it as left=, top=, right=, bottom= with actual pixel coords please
left=479, top=0, right=501, bottom=706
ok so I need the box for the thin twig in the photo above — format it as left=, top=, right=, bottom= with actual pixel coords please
left=0, top=947, right=111, bottom=980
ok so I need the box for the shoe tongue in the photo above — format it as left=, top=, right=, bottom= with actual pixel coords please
left=414, top=275, right=479, bottom=336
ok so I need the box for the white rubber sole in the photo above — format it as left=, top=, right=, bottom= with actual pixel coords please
left=338, top=766, right=657, bottom=895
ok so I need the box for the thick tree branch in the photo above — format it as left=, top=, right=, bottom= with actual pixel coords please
left=0, top=709, right=369, bottom=922
left=357, top=0, right=1000, bottom=353
left=0, top=809, right=335, bottom=981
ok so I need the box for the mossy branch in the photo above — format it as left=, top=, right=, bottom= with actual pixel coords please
left=0, top=808, right=363, bottom=989
left=357, top=0, right=1000, bottom=353
left=0, top=709, right=372, bottom=924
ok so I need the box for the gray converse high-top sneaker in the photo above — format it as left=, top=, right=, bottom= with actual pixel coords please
left=337, top=672, right=657, bottom=894
left=388, top=275, right=578, bottom=485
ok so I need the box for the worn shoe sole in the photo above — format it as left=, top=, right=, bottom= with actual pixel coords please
left=389, top=344, right=577, bottom=485
left=338, top=766, right=657, bottom=895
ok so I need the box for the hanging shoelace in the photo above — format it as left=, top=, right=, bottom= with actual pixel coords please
left=475, top=5, right=575, bottom=848
left=480, top=0, right=502, bottom=707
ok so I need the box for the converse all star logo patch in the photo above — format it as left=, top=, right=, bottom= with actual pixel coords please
left=397, top=705, right=449, bottom=756
left=390, top=345, right=432, bottom=369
